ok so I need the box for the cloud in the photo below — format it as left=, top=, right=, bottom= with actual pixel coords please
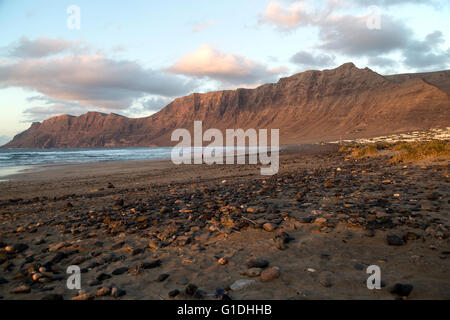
left=167, top=44, right=284, bottom=86
left=192, top=21, right=215, bottom=33
left=402, top=31, right=450, bottom=70
left=0, top=52, right=197, bottom=112
left=259, top=1, right=312, bottom=31
left=354, top=0, right=437, bottom=7
left=22, top=96, right=90, bottom=122
left=1, top=36, right=86, bottom=58
left=262, top=1, right=450, bottom=72
left=290, top=50, right=336, bottom=68
left=316, top=14, right=411, bottom=56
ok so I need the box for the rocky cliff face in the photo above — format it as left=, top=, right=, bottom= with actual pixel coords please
left=3, top=63, right=450, bottom=148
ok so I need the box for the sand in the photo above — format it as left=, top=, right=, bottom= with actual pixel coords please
left=0, top=145, right=449, bottom=300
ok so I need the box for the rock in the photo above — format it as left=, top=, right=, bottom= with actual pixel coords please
left=111, top=287, right=126, bottom=298
left=230, top=279, right=255, bottom=291
left=314, top=218, right=327, bottom=224
left=263, top=223, right=277, bottom=232
left=148, top=240, right=162, bottom=250
left=95, top=287, right=111, bottom=297
left=390, top=283, right=413, bottom=297
left=386, top=235, right=405, bottom=246
left=168, top=289, right=180, bottom=298
left=193, top=289, right=206, bottom=299
left=160, top=206, right=171, bottom=214
left=242, top=268, right=262, bottom=277
left=274, top=237, right=287, bottom=250
left=112, top=267, right=129, bottom=275
left=426, top=193, right=440, bottom=200
left=114, top=199, right=124, bottom=207
left=354, top=263, right=364, bottom=271
left=88, top=280, right=102, bottom=287
left=300, top=217, right=314, bottom=223
left=364, top=229, right=375, bottom=237
left=157, top=274, right=170, bottom=282
left=32, top=273, right=43, bottom=281
left=107, top=183, right=115, bottom=189
left=49, top=242, right=66, bottom=252
left=320, top=279, right=333, bottom=288
left=185, top=284, right=198, bottom=296
left=141, top=259, right=161, bottom=269
left=5, top=243, right=29, bottom=254
left=218, top=257, right=228, bottom=265
left=247, top=259, right=269, bottom=269
left=72, top=293, right=93, bottom=301
left=41, top=294, right=64, bottom=300
left=261, top=266, right=280, bottom=282
left=96, top=273, right=112, bottom=281
left=11, top=284, right=31, bottom=294
left=0, top=277, right=8, bottom=285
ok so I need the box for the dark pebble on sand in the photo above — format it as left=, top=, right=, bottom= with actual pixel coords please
left=157, top=274, right=170, bottom=282
left=41, top=294, right=64, bottom=300
left=185, top=284, right=198, bottom=296
left=112, top=267, right=129, bottom=276
left=96, top=273, right=112, bottom=281
left=247, top=259, right=269, bottom=269
left=390, top=283, right=413, bottom=297
left=354, top=263, right=364, bottom=271
left=141, top=259, right=161, bottom=269
left=168, top=289, right=180, bottom=298
left=386, top=235, right=405, bottom=246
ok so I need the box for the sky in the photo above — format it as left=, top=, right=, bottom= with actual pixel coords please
left=0, top=0, right=449, bottom=143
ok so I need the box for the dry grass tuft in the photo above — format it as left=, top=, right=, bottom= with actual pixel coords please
left=389, top=140, right=450, bottom=163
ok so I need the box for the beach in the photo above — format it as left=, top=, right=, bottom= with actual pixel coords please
left=0, top=144, right=449, bottom=300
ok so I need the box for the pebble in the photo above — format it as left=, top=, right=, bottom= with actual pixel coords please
left=261, top=266, right=280, bottom=282
left=157, top=274, right=170, bottom=282
left=386, top=235, right=405, bottom=246
left=320, top=279, right=332, bottom=288
left=112, top=267, right=129, bottom=276
left=5, top=243, right=29, bottom=254
left=72, top=293, right=93, bottom=301
left=263, top=223, right=277, bottom=232
left=96, top=273, right=112, bottom=281
left=185, top=284, right=198, bottom=296
left=168, top=289, right=180, bottom=298
left=274, top=237, right=287, bottom=250
left=247, top=259, right=269, bottom=269
left=218, top=257, right=228, bottom=265
left=41, top=294, right=64, bottom=300
left=354, top=263, right=364, bottom=271
left=111, top=287, right=126, bottom=298
left=11, top=284, right=31, bottom=294
left=141, top=259, right=162, bottom=269
left=95, top=287, right=111, bottom=297
left=242, top=268, right=262, bottom=277
left=390, top=283, right=413, bottom=298
left=230, top=279, right=255, bottom=291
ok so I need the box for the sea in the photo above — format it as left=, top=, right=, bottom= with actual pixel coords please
left=0, top=146, right=260, bottom=181
left=0, top=148, right=174, bottom=180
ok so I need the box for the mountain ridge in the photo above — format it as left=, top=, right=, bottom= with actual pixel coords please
left=3, top=63, right=450, bottom=148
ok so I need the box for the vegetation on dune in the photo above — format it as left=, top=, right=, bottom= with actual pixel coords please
left=389, top=140, right=450, bottom=163
left=340, top=140, right=450, bottom=163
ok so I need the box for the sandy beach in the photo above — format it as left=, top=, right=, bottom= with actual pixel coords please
left=0, top=144, right=449, bottom=300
